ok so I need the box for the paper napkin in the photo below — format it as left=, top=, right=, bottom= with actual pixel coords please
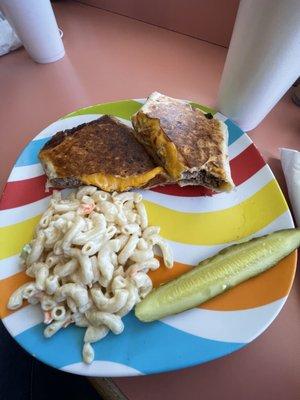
left=280, top=148, right=300, bottom=227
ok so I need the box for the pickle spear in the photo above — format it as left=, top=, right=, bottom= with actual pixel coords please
left=135, top=229, right=300, bottom=322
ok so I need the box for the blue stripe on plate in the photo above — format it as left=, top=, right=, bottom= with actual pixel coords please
left=15, top=313, right=244, bottom=374
left=14, top=118, right=244, bottom=168
left=15, top=138, right=49, bottom=167
left=226, top=120, right=244, bottom=145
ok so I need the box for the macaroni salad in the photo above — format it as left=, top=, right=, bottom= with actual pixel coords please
left=7, top=187, right=173, bottom=364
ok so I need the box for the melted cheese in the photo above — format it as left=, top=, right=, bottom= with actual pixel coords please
left=154, top=129, right=186, bottom=179
left=81, top=167, right=163, bottom=192
left=134, top=114, right=186, bottom=180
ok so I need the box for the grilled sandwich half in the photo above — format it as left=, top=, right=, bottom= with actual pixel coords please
left=39, top=115, right=168, bottom=192
left=131, top=92, right=234, bottom=192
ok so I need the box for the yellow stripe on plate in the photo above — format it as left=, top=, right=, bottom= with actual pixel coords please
left=0, top=180, right=287, bottom=260
left=0, top=215, right=40, bottom=260
left=145, top=180, right=288, bottom=245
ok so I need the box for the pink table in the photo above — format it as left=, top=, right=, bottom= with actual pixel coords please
left=1, top=2, right=299, bottom=399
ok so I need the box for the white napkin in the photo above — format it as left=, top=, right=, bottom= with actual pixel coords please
left=280, top=148, right=300, bottom=227
left=0, top=11, right=22, bottom=56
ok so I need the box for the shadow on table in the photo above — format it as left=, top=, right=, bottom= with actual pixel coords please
left=0, top=320, right=100, bottom=400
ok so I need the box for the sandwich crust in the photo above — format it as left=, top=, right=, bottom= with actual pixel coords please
left=132, top=92, right=234, bottom=191
left=39, top=115, right=167, bottom=192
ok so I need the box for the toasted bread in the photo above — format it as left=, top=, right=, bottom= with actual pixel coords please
left=131, top=92, right=234, bottom=192
left=39, top=115, right=168, bottom=192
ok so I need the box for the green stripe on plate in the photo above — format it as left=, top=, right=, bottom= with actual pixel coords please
left=63, top=100, right=142, bottom=120
left=189, top=102, right=216, bottom=115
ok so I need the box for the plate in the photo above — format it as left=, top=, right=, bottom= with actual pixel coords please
left=0, top=99, right=296, bottom=377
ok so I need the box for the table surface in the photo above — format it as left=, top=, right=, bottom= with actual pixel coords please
left=1, top=1, right=299, bottom=399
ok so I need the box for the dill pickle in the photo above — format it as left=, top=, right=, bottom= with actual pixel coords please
left=135, top=229, right=300, bottom=322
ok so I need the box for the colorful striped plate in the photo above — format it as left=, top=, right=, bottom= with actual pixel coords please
left=0, top=99, right=296, bottom=377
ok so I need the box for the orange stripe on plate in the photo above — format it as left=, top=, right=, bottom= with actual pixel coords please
left=150, top=251, right=297, bottom=311
left=148, top=258, right=191, bottom=287
left=0, top=271, right=32, bottom=318
left=2, top=252, right=296, bottom=318
left=203, top=251, right=297, bottom=311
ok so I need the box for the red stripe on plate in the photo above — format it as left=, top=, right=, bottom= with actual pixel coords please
left=230, top=143, right=265, bottom=185
left=0, top=175, right=50, bottom=210
left=1, top=144, right=266, bottom=209
left=152, top=185, right=214, bottom=197
left=152, top=144, right=266, bottom=197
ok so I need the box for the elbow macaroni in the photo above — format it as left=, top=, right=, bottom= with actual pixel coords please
left=84, top=325, right=109, bottom=343
left=7, top=187, right=173, bottom=364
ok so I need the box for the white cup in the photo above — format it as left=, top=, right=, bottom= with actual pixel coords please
left=217, top=0, right=300, bottom=131
left=0, top=0, right=65, bottom=64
